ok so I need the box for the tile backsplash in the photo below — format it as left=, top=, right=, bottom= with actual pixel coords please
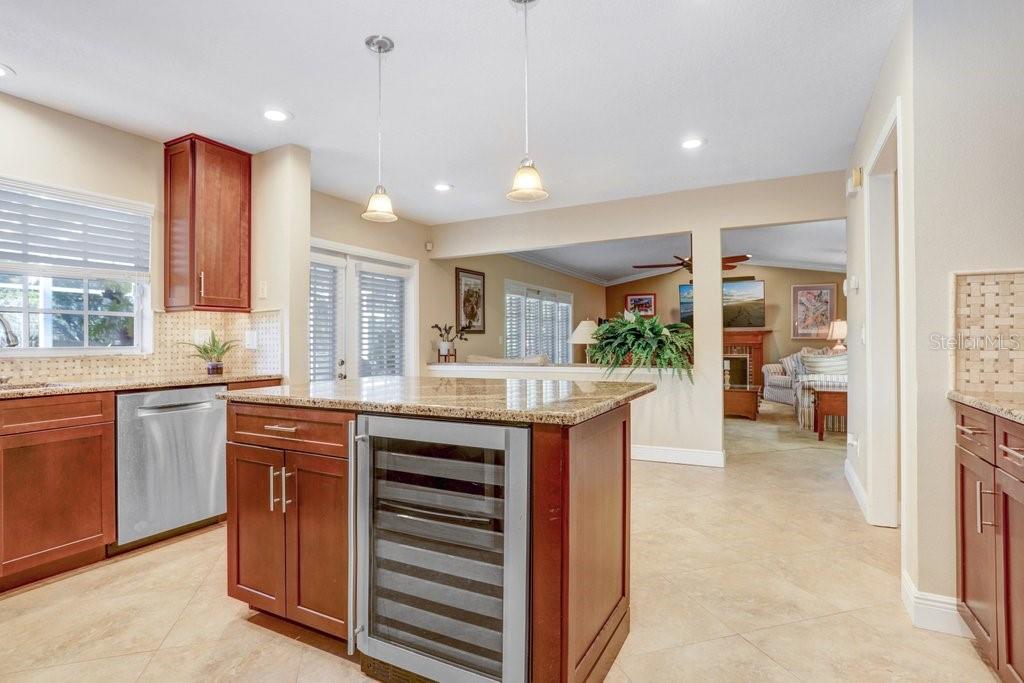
left=954, top=272, right=1024, bottom=393
left=0, top=310, right=281, bottom=381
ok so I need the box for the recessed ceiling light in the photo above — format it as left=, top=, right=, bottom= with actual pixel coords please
left=434, top=183, right=454, bottom=192
left=681, top=137, right=706, bottom=150
left=263, top=109, right=291, bottom=122
left=0, top=64, right=16, bottom=78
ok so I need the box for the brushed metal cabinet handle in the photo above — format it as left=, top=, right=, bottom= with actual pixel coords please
left=269, top=466, right=281, bottom=512
left=199, top=271, right=206, bottom=297
left=977, top=480, right=996, bottom=533
left=264, top=424, right=298, bottom=433
left=999, top=444, right=1024, bottom=462
left=956, top=424, right=988, bottom=437
left=281, top=468, right=294, bottom=513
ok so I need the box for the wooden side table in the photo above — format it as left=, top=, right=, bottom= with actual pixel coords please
left=812, top=388, right=848, bottom=441
left=724, top=384, right=760, bottom=420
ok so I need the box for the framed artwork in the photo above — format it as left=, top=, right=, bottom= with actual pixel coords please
left=791, top=283, right=837, bottom=339
left=455, top=268, right=485, bottom=334
left=624, top=293, right=656, bottom=317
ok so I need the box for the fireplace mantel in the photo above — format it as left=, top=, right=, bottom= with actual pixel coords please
left=724, top=328, right=772, bottom=385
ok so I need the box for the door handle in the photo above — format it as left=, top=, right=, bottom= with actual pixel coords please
left=281, top=468, right=294, bottom=513
left=347, top=420, right=357, bottom=656
left=136, top=401, right=214, bottom=417
left=977, top=480, right=996, bottom=534
left=269, top=466, right=281, bottom=512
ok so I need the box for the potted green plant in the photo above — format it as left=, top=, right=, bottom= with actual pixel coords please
left=589, top=311, right=694, bottom=380
left=431, top=323, right=468, bottom=357
left=182, top=331, right=239, bottom=375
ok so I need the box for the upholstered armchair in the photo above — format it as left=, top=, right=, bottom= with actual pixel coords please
left=762, top=363, right=797, bottom=406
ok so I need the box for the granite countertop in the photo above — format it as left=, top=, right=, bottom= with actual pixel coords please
left=948, top=390, right=1024, bottom=426
left=0, top=372, right=283, bottom=400
left=218, top=376, right=656, bottom=426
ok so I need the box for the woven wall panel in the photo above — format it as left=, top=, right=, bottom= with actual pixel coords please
left=955, top=272, right=1024, bottom=393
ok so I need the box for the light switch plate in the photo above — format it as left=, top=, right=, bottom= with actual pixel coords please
left=193, top=329, right=212, bottom=345
left=245, top=330, right=258, bottom=350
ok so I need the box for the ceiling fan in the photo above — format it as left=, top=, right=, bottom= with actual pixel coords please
left=633, top=254, right=752, bottom=273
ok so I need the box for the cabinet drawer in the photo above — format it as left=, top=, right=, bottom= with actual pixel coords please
left=228, top=403, right=352, bottom=457
left=0, top=392, right=114, bottom=436
left=996, top=417, right=1024, bottom=481
left=227, top=379, right=282, bottom=391
left=955, top=402, right=996, bottom=465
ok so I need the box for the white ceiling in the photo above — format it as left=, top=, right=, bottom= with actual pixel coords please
left=511, top=220, right=846, bottom=285
left=0, top=1, right=904, bottom=225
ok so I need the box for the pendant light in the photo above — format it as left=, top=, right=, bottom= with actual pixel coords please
left=362, top=35, right=399, bottom=223
left=507, top=0, right=549, bottom=202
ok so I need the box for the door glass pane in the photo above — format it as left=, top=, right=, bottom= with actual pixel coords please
left=368, top=435, right=506, bottom=680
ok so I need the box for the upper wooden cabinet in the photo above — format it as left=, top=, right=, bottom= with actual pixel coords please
left=164, top=134, right=251, bottom=312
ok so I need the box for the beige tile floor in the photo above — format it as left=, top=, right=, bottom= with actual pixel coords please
left=0, top=403, right=995, bottom=681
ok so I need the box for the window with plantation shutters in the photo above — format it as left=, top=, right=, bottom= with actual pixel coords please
left=308, top=261, right=340, bottom=381
left=0, top=177, right=152, bottom=353
left=358, top=270, right=406, bottom=377
left=504, top=280, right=572, bottom=364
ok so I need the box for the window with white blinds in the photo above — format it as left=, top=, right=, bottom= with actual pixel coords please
left=308, top=262, right=340, bottom=381
left=505, top=280, right=573, bottom=364
left=0, top=178, right=152, bottom=353
left=358, top=270, right=406, bottom=377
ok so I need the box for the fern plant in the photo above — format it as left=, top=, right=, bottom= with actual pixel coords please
left=589, top=311, right=694, bottom=381
left=181, top=331, right=238, bottom=363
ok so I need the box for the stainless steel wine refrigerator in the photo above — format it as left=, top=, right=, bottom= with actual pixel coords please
left=350, top=415, right=530, bottom=682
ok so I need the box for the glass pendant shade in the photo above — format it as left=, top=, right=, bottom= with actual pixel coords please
left=362, top=185, right=398, bottom=223
left=506, top=159, right=549, bottom=202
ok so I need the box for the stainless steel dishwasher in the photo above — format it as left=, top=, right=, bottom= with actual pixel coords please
left=116, top=385, right=227, bottom=545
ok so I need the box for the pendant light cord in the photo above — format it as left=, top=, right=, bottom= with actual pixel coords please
left=377, top=48, right=384, bottom=186
left=523, top=2, right=530, bottom=158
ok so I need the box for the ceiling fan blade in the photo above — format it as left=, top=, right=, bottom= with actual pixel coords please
left=722, top=264, right=737, bottom=270
left=722, top=254, right=752, bottom=263
left=633, top=263, right=687, bottom=269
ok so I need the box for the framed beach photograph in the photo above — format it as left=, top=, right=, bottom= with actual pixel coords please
left=625, top=293, right=656, bottom=317
left=791, top=283, right=836, bottom=339
left=455, top=268, right=485, bottom=334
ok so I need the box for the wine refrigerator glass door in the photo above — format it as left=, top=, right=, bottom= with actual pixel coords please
left=355, top=415, right=529, bottom=683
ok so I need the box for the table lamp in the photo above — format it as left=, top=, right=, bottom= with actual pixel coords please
left=827, top=320, right=848, bottom=352
left=570, top=320, right=599, bottom=364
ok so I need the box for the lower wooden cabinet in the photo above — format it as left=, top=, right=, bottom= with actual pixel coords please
left=227, top=442, right=348, bottom=638
left=957, top=444, right=998, bottom=662
left=956, top=402, right=1024, bottom=681
left=997, top=468, right=1024, bottom=682
left=1, top=393, right=115, bottom=591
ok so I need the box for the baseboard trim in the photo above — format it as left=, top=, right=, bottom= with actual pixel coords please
left=844, top=458, right=870, bottom=520
left=901, top=571, right=971, bottom=637
left=632, top=444, right=725, bottom=468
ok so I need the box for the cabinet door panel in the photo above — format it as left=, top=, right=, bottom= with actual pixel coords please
left=194, top=140, right=250, bottom=310
left=164, top=139, right=194, bottom=310
left=998, top=469, right=1024, bottom=682
left=227, top=443, right=285, bottom=615
left=1, top=423, right=115, bottom=576
left=957, top=445, right=998, bottom=664
left=284, top=450, right=348, bottom=638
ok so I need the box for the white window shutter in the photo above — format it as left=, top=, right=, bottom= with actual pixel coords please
left=359, top=270, right=406, bottom=377
left=308, top=262, right=338, bottom=381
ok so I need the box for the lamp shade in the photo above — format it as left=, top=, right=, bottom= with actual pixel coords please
left=362, top=185, right=398, bottom=223
left=571, top=320, right=598, bottom=344
left=827, top=319, right=848, bottom=341
left=506, top=159, right=549, bottom=202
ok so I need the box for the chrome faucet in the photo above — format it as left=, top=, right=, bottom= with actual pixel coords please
left=0, top=315, right=18, bottom=348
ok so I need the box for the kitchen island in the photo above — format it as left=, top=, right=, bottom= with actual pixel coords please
left=220, top=376, right=654, bottom=683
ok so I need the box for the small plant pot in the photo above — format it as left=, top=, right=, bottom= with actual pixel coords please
left=438, top=341, right=452, bottom=356
left=207, top=361, right=224, bottom=375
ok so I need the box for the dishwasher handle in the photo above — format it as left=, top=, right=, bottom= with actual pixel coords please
left=135, top=401, right=216, bottom=417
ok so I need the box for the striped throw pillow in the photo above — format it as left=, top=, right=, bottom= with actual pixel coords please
left=780, top=352, right=803, bottom=377
left=800, top=352, right=848, bottom=375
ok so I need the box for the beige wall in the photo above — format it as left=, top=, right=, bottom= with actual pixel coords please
left=0, top=92, right=165, bottom=305
left=430, top=256, right=606, bottom=362
left=310, top=191, right=602, bottom=367
left=607, top=264, right=847, bottom=365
